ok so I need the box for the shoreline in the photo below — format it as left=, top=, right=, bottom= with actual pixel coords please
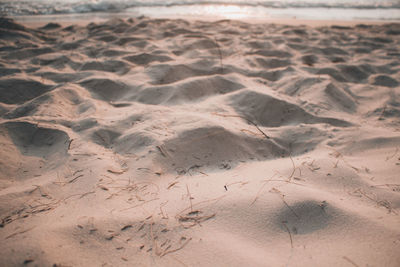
left=10, top=12, right=400, bottom=28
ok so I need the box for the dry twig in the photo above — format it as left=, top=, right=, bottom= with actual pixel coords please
left=281, top=222, right=293, bottom=248
left=212, top=112, right=270, bottom=139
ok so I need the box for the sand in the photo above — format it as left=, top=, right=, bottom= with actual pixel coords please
left=0, top=16, right=399, bottom=266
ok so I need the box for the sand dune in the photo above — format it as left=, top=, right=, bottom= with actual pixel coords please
left=0, top=17, right=399, bottom=266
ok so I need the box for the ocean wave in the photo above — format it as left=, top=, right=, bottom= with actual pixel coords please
left=1, top=0, right=399, bottom=16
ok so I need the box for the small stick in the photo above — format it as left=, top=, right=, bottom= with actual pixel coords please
left=251, top=174, right=278, bottom=205
left=170, top=255, right=189, bottom=267
left=150, top=219, right=160, bottom=256
left=385, top=147, right=399, bottom=161
left=119, top=198, right=159, bottom=212
left=282, top=222, right=293, bottom=248
left=251, top=181, right=270, bottom=205
left=282, top=198, right=300, bottom=219
left=342, top=256, right=359, bottom=267
left=68, top=139, right=74, bottom=150
left=6, top=227, right=36, bottom=239
left=160, top=201, right=169, bottom=219
left=371, top=183, right=400, bottom=187
left=212, top=112, right=270, bottom=139
left=378, top=105, right=386, bottom=120
left=186, top=185, right=193, bottom=212
left=214, top=37, right=223, bottom=73
left=160, top=238, right=192, bottom=257
left=271, top=188, right=300, bottom=219
left=107, top=169, right=126, bottom=175
left=177, top=195, right=226, bottom=219
left=156, top=145, right=169, bottom=158
left=68, top=174, right=84, bottom=183
left=167, top=181, right=179, bottom=189
left=63, top=191, right=95, bottom=201
left=288, top=155, right=296, bottom=181
left=246, top=119, right=270, bottom=139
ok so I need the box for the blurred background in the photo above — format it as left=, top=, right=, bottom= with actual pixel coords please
left=1, top=0, right=400, bottom=21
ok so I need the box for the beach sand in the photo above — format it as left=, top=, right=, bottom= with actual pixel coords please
left=0, top=16, right=399, bottom=266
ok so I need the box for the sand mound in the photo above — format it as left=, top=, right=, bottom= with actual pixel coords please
left=30, top=53, right=81, bottom=70
left=79, top=78, right=132, bottom=102
left=33, top=71, right=91, bottom=83
left=124, top=53, right=173, bottom=65
left=135, top=75, right=244, bottom=105
left=80, top=60, right=131, bottom=75
left=0, top=78, right=54, bottom=104
left=274, top=199, right=333, bottom=234
left=272, top=125, right=328, bottom=155
left=4, top=85, right=88, bottom=119
left=91, top=128, right=122, bottom=149
left=255, top=58, right=292, bottom=69
left=230, top=90, right=351, bottom=127
left=147, top=60, right=221, bottom=85
left=324, top=83, right=357, bottom=112
left=0, top=121, right=70, bottom=183
left=157, top=126, right=287, bottom=172
left=2, top=121, right=69, bottom=158
left=5, top=47, right=55, bottom=60
left=371, top=75, right=399, bottom=87
left=113, top=132, right=156, bottom=155
left=247, top=49, right=293, bottom=58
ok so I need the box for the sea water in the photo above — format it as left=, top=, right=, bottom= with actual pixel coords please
left=1, top=0, right=399, bottom=21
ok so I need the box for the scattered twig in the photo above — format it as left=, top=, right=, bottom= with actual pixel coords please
left=288, top=155, right=296, bottom=181
left=386, top=147, right=399, bottom=161
left=214, top=37, right=224, bottom=73
left=378, top=105, right=387, bottom=120
left=271, top=188, right=299, bottom=218
left=251, top=181, right=271, bottom=205
left=68, top=139, right=74, bottom=150
left=121, top=224, right=133, bottom=231
left=371, top=183, right=400, bottom=188
left=246, top=119, right=270, bottom=139
left=64, top=191, right=95, bottom=201
left=176, top=196, right=225, bottom=228
left=178, top=211, right=216, bottom=228
left=5, top=227, right=36, bottom=239
left=240, top=128, right=262, bottom=137
left=29, top=185, right=51, bottom=199
left=73, top=169, right=84, bottom=176
left=281, top=221, right=293, bottom=248
left=251, top=173, right=279, bottom=205
left=107, top=168, right=127, bottom=175
left=156, top=145, right=169, bottom=158
left=353, top=188, right=397, bottom=214
left=119, top=198, right=159, bottom=212
left=333, top=159, right=339, bottom=168
left=68, top=174, right=84, bottom=184
left=160, top=237, right=192, bottom=257
left=226, top=181, right=250, bottom=188
left=170, top=255, right=189, bottom=267
left=186, top=185, right=193, bottom=212
left=167, top=181, right=179, bottom=189
left=342, top=256, right=359, bottom=267
left=150, top=219, right=161, bottom=256
left=160, top=201, right=169, bottom=219
left=251, top=173, right=306, bottom=206
left=211, top=112, right=270, bottom=139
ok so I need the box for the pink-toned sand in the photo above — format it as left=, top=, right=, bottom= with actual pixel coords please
left=0, top=16, right=399, bottom=266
